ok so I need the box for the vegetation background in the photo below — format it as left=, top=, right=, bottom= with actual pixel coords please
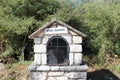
left=0, top=0, right=120, bottom=80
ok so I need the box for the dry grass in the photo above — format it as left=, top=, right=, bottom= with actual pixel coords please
left=0, top=61, right=31, bottom=80
left=0, top=59, right=120, bottom=80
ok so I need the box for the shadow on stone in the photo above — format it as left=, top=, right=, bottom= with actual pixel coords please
left=87, top=69, right=120, bottom=80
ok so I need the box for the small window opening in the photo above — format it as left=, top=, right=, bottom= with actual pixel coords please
left=47, top=36, right=69, bottom=65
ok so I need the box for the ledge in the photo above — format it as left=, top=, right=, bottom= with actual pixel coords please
left=28, top=62, right=88, bottom=72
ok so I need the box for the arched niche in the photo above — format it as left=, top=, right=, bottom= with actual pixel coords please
left=47, top=36, right=69, bottom=65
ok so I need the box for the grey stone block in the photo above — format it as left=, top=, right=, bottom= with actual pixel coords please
left=70, top=44, right=82, bottom=53
left=75, top=65, right=88, bottom=71
left=59, top=66, right=68, bottom=71
left=41, top=54, right=47, bottom=65
left=37, top=66, right=50, bottom=71
left=28, top=62, right=37, bottom=71
left=65, top=72, right=87, bottom=79
left=74, top=53, right=82, bottom=65
left=34, top=38, right=41, bottom=44
left=76, top=79, right=86, bottom=80
left=69, top=53, right=74, bottom=65
left=73, top=36, right=82, bottom=43
left=47, top=76, right=68, bottom=80
left=59, top=66, right=76, bottom=71
left=34, top=44, right=46, bottom=53
left=34, top=54, right=41, bottom=65
left=48, top=72, right=64, bottom=76
left=50, top=66, right=60, bottom=71
left=30, top=72, right=47, bottom=80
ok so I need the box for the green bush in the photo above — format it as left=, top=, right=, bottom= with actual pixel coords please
left=0, top=0, right=120, bottom=64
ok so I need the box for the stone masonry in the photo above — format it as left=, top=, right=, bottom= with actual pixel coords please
left=29, top=65, right=88, bottom=80
left=28, top=19, right=88, bottom=80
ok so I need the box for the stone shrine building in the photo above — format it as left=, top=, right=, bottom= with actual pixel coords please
left=28, top=19, right=88, bottom=80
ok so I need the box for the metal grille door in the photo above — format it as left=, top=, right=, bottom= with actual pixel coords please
left=47, top=36, right=69, bottom=65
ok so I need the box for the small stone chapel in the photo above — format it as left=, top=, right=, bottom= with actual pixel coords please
left=28, top=19, right=88, bottom=80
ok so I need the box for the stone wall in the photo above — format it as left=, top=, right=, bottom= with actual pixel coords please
left=29, top=65, right=88, bottom=80
left=33, top=29, right=83, bottom=65
left=30, top=71, right=87, bottom=80
left=29, top=27, right=88, bottom=80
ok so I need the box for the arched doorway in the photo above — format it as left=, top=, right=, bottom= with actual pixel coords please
left=47, top=36, right=69, bottom=65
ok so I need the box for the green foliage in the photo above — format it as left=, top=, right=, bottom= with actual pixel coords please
left=0, top=0, right=60, bottom=60
left=0, top=45, right=13, bottom=58
left=0, top=0, right=120, bottom=63
left=76, top=2, right=120, bottom=64
left=55, top=1, right=120, bottom=63
left=11, top=0, right=59, bottom=20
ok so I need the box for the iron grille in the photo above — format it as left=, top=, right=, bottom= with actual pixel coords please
left=47, top=36, right=69, bottom=65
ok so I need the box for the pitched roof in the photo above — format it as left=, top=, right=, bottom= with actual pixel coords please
left=29, top=19, right=86, bottom=39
